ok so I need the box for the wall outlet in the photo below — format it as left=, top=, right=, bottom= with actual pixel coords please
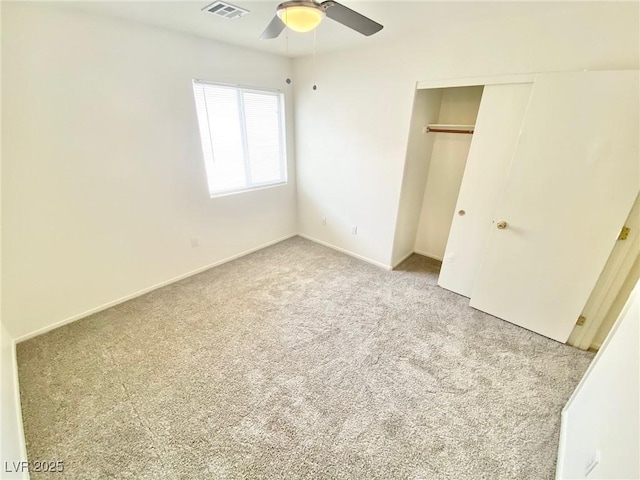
left=351, top=225, right=358, bottom=235
left=321, top=216, right=326, bottom=225
left=585, top=450, right=601, bottom=477
left=190, top=237, right=200, bottom=248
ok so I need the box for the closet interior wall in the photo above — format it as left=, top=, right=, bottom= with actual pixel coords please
left=390, top=89, right=442, bottom=266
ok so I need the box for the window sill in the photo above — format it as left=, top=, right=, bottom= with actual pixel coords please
left=209, top=181, right=287, bottom=199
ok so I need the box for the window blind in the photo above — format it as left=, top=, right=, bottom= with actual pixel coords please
left=192, top=81, right=286, bottom=196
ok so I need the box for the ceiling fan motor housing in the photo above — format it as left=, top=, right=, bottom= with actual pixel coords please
left=276, top=0, right=326, bottom=14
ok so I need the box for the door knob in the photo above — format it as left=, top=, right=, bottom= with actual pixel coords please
left=496, top=220, right=508, bottom=229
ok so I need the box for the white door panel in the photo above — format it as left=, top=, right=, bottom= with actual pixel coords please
left=438, top=83, right=533, bottom=297
left=470, top=71, right=640, bottom=342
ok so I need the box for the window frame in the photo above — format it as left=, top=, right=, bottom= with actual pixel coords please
left=192, top=79, right=288, bottom=198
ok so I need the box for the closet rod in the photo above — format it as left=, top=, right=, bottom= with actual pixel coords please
left=426, top=124, right=475, bottom=134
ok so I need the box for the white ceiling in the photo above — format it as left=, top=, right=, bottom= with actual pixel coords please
left=50, top=1, right=529, bottom=58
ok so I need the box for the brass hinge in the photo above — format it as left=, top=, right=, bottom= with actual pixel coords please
left=576, top=315, right=586, bottom=326
left=618, top=226, right=630, bottom=240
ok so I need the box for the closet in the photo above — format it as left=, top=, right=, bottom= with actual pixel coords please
left=413, top=86, right=483, bottom=261
left=395, top=71, right=639, bottom=344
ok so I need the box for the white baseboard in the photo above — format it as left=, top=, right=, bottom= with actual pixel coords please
left=1, top=318, right=29, bottom=478
left=298, top=234, right=393, bottom=270
left=392, top=250, right=414, bottom=269
left=15, top=233, right=297, bottom=343
left=413, top=249, right=443, bottom=262
left=11, top=338, right=29, bottom=478
left=555, top=410, right=568, bottom=480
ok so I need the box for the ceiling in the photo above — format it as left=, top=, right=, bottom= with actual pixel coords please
left=50, top=1, right=526, bottom=58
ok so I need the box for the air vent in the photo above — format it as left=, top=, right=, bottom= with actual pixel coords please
left=202, top=1, right=249, bottom=19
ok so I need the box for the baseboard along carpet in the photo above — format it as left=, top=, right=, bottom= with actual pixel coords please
left=17, top=236, right=593, bottom=479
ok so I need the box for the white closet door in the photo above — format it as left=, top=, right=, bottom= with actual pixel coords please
left=438, top=83, right=533, bottom=297
left=470, top=71, right=640, bottom=342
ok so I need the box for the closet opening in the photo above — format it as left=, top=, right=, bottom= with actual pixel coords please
left=393, top=80, right=534, bottom=300
left=413, top=86, right=483, bottom=261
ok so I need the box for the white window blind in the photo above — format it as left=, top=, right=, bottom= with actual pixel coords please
left=192, top=81, right=287, bottom=196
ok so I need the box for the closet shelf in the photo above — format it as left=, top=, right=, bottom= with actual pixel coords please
left=425, top=124, right=475, bottom=134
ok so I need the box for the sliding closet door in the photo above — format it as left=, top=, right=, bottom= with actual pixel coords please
left=438, top=83, right=533, bottom=297
left=470, top=71, right=639, bottom=342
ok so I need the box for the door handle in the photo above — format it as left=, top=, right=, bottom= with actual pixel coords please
left=496, top=220, right=508, bottom=230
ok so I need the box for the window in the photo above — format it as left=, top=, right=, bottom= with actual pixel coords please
left=192, top=80, right=287, bottom=197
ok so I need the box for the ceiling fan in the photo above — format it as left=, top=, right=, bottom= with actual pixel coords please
left=260, top=0, right=383, bottom=39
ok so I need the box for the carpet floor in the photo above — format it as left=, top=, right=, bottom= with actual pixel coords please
left=17, top=236, right=593, bottom=479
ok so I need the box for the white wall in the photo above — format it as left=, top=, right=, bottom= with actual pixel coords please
left=2, top=3, right=297, bottom=340
left=293, top=2, right=639, bottom=267
left=0, top=2, right=29, bottom=474
left=556, top=280, right=640, bottom=479
left=391, top=89, right=441, bottom=267
left=414, top=87, right=483, bottom=261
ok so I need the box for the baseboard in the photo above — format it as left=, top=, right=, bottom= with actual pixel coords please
left=15, top=233, right=297, bottom=343
left=555, top=410, right=568, bottom=479
left=413, top=249, right=443, bottom=262
left=392, top=250, right=414, bottom=269
left=298, top=234, right=393, bottom=270
left=12, top=338, right=29, bottom=474
left=0, top=321, right=30, bottom=478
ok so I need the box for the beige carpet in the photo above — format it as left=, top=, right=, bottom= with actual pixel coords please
left=17, top=236, right=592, bottom=479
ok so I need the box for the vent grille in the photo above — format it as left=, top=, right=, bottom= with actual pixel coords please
left=202, top=1, right=249, bottom=19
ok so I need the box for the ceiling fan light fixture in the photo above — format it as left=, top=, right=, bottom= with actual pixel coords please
left=277, top=4, right=325, bottom=33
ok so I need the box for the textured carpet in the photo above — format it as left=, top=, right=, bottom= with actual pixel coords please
left=17, top=236, right=593, bottom=479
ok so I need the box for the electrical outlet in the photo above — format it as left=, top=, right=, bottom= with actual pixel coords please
left=321, top=216, right=326, bottom=225
left=190, top=237, right=200, bottom=248
left=585, top=450, right=601, bottom=477
left=351, top=225, right=358, bottom=235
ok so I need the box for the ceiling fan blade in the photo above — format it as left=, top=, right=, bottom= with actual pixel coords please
left=322, top=1, right=383, bottom=36
left=260, top=15, right=286, bottom=40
